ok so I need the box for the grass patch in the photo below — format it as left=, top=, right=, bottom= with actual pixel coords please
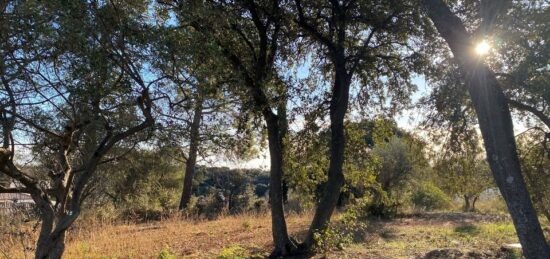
left=454, top=224, right=480, bottom=236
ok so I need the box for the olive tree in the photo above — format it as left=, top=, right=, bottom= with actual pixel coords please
left=0, top=1, right=157, bottom=258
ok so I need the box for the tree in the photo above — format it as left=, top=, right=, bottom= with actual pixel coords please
left=164, top=0, right=297, bottom=255
left=151, top=26, right=242, bottom=210
left=0, top=1, right=156, bottom=258
left=290, top=0, right=431, bottom=248
left=421, top=0, right=550, bottom=257
left=433, top=135, right=494, bottom=212
left=369, top=136, right=426, bottom=216
left=517, top=130, right=550, bottom=224
left=85, top=148, right=182, bottom=220
left=489, top=1, right=550, bottom=133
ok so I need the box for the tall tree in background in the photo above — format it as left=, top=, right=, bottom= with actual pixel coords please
left=434, top=134, right=493, bottom=212
left=421, top=0, right=550, bottom=257
left=152, top=26, right=242, bottom=210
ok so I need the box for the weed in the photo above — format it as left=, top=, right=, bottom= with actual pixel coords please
left=242, top=221, right=252, bottom=230
left=217, top=245, right=249, bottom=259
left=158, top=246, right=177, bottom=259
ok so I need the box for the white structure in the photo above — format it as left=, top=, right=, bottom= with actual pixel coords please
left=0, top=182, right=35, bottom=214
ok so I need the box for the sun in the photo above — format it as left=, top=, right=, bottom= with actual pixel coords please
left=475, top=40, right=491, bottom=56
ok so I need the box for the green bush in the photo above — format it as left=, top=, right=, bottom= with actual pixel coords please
left=197, top=192, right=227, bottom=220
left=410, top=183, right=451, bottom=211
left=313, top=226, right=352, bottom=253
left=158, top=246, right=177, bottom=259
left=229, top=185, right=256, bottom=214
left=217, top=245, right=249, bottom=259
left=365, top=189, right=399, bottom=218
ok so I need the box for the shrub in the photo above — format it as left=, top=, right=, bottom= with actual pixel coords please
left=217, top=245, right=249, bottom=259
left=197, top=191, right=227, bottom=220
left=313, top=203, right=367, bottom=253
left=365, top=188, right=399, bottom=218
left=158, top=246, right=177, bottom=259
left=410, top=183, right=451, bottom=211
left=229, top=185, right=256, bottom=214
left=313, top=225, right=353, bottom=253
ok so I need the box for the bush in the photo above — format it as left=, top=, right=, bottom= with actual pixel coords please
left=158, top=246, right=177, bottom=259
left=313, top=203, right=367, bottom=253
left=217, top=245, right=249, bottom=259
left=410, top=183, right=451, bottom=211
left=365, top=188, right=399, bottom=219
left=313, top=225, right=353, bottom=253
left=197, top=192, right=227, bottom=220
left=229, top=185, right=256, bottom=214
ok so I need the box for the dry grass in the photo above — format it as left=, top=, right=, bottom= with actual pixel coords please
left=3, top=212, right=312, bottom=259
left=3, top=211, right=548, bottom=258
left=66, top=213, right=312, bottom=258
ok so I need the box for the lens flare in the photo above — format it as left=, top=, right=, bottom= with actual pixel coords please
left=475, top=40, right=491, bottom=56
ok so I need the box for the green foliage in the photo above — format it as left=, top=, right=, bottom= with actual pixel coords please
left=86, top=149, right=182, bottom=221
left=367, top=134, right=428, bottom=217
left=192, top=167, right=269, bottom=218
left=433, top=134, right=494, bottom=211
left=217, top=245, right=249, bottom=259
left=313, top=198, right=368, bottom=253
left=313, top=225, right=353, bottom=253
left=196, top=192, right=227, bottom=220
left=158, top=246, right=177, bottom=259
left=454, top=224, right=480, bottom=236
left=517, top=132, right=550, bottom=222
left=411, top=183, right=451, bottom=211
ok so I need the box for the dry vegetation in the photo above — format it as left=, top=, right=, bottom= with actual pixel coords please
left=4, top=209, right=547, bottom=259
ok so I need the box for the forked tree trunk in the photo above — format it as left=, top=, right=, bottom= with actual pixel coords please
left=36, top=231, right=66, bottom=259
left=423, top=0, right=550, bottom=257
left=471, top=196, right=478, bottom=211
left=463, top=195, right=472, bottom=212
left=34, top=206, right=70, bottom=259
left=179, top=98, right=203, bottom=210
left=463, top=195, right=478, bottom=212
left=303, top=57, right=351, bottom=248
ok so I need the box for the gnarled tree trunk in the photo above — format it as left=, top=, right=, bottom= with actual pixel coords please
left=33, top=195, right=76, bottom=259
left=423, top=0, right=550, bottom=257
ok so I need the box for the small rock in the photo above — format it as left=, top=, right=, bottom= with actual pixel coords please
left=501, top=243, right=522, bottom=251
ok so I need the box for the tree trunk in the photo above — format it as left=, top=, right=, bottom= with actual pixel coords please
left=277, top=94, right=289, bottom=204
left=463, top=195, right=478, bottom=212
left=302, top=57, right=351, bottom=248
left=35, top=234, right=66, bottom=259
left=179, top=98, right=203, bottom=210
left=35, top=214, right=68, bottom=259
left=243, top=76, right=295, bottom=256
left=264, top=111, right=296, bottom=257
left=423, top=0, right=550, bottom=257
left=463, top=195, right=472, bottom=212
